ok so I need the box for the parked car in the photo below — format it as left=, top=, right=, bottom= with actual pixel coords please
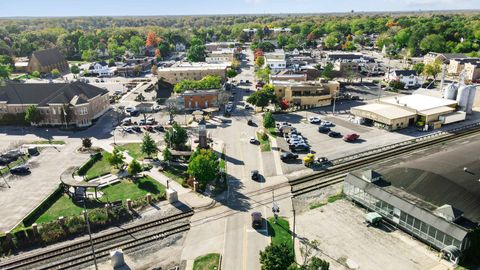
left=125, top=106, right=136, bottom=113
left=123, top=127, right=135, bottom=133
left=0, top=157, right=10, bottom=166
left=251, top=212, right=263, bottom=228
left=247, top=119, right=254, bottom=126
left=249, top=137, right=258, bottom=144
left=146, top=118, right=156, bottom=125
left=139, top=119, right=146, bottom=125
left=280, top=152, right=299, bottom=161
left=308, top=117, right=321, bottom=124
left=320, top=121, right=334, bottom=127
left=318, top=126, right=331, bottom=134
left=251, top=170, right=260, bottom=180
left=121, top=118, right=132, bottom=125
left=131, top=126, right=142, bottom=133
left=153, top=105, right=162, bottom=112
left=154, top=125, right=164, bottom=132
left=328, top=131, right=342, bottom=138
left=143, top=125, right=154, bottom=132
left=343, top=133, right=360, bottom=142
left=10, top=165, right=30, bottom=175
left=129, top=110, right=140, bottom=117
left=244, top=104, right=252, bottom=110
left=291, top=144, right=310, bottom=152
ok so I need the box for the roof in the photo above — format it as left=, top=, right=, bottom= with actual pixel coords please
left=392, top=70, right=417, bottom=77
left=0, top=81, right=109, bottom=106
left=327, top=53, right=373, bottom=61
left=418, top=106, right=455, bottom=116
left=30, top=48, right=67, bottom=67
left=351, top=103, right=416, bottom=120
left=380, top=94, right=457, bottom=112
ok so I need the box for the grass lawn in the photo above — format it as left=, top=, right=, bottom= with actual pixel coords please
left=0, top=155, right=29, bottom=175
left=268, top=127, right=277, bottom=138
left=100, top=176, right=166, bottom=202
left=31, top=140, right=66, bottom=145
left=193, top=253, right=221, bottom=270
left=161, top=164, right=188, bottom=187
left=33, top=194, right=103, bottom=225
left=268, top=217, right=292, bottom=246
left=116, top=143, right=147, bottom=160
left=256, top=132, right=271, bottom=152
left=83, top=151, right=113, bottom=180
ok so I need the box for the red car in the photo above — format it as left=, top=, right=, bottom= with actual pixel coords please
left=143, top=125, right=154, bottom=132
left=343, top=133, right=360, bottom=142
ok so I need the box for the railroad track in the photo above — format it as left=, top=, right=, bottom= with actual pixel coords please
left=290, top=125, right=480, bottom=197
left=0, top=210, right=193, bottom=270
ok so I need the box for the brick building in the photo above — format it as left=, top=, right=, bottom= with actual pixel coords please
left=157, top=66, right=227, bottom=84
left=181, top=90, right=220, bottom=110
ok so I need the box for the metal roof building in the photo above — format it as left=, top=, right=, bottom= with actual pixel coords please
left=344, top=139, right=480, bottom=263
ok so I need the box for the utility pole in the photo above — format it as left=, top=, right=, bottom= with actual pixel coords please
left=272, top=190, right=279, bottom=224
left=332, top=91, right=337, bottom=116
left=292, top=202, right=296, bottom=260
left=83, top=200, right=98, bottom=270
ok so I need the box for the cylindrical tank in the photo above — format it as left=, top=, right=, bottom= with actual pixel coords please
left=456, top=85, right=470, bottom=112
left=466, top=85, right=477, bottom=114
left=443, top=83, right=458, bottom=100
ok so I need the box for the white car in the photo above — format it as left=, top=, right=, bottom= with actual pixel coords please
left=125, top=106, right=136, bottom=113
left=146, top=119, right=155, bottom=125
left=308, top=117, right=321, bottom=124
left=320, top=121, right=334, bottom=127
left=153, top=105, right=161, bottom=112
left=249, top=137, right=258, bottom=144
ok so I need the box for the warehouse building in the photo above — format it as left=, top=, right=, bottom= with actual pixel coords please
left=351, top=94, right=460, bottom=131
left=344, top=140, right=480, bottom=264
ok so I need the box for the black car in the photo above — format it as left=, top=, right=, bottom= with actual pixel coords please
left=251, top=170, right=260, bottom=180
left=131, top=126, right=141, bottom=133
left=10, top=165, right=30, bottom=175
left=153, top=125, right=164, bottom=132
left=0, top=157, right=10, bottom=166
left=291, top=144, right=310, bottom=152
left=247, top=119, right=254, bottom=126
left=129, top=110, right=140, bottom=117
left=318, top=126, right=331, bottom=134
left=328, top=131, right=342, bottom=138
left=280, top=152, right=299, bottom=161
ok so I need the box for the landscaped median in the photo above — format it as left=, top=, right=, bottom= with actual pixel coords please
left=256, top=131, right=271, bottom=152
left=193, top=253, right=221, bottom=270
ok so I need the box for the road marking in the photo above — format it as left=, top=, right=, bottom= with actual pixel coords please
left=221, top=217, right=228, bottom=270
left=242, top=222, right=248, bottom=270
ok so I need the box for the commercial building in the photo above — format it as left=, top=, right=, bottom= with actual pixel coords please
left=205, top=48, right=236, bottom=64
left=264, top=49, right=287, bottom=72
left=157, top=66, right=227, bottom=84
left=0, top=81, right=109, bottom=127
left=344, top=139, right=480, bottom=263
left=27, top=48, right=69, bottom=74
left=181, top=89, right=219, bottom=110
left=423, top=52, right=467, bottom=65
left=324, top=53, right=374, bottom=75
left=271, top=80, right=340, bottom=109
left=351, top=94, right=458, bottom=131
left=463, top=61, right=480, bottom=83
left=447, top=58, right=480, bottom=75
left=205, top=42, right=238, bottom=52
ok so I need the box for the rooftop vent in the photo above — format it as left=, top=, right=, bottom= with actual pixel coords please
left=434, top=204, right=463, bottom=222
left=361, top=169, right=381, bottom=183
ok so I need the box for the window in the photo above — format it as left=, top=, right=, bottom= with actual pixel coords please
left=79, top=107, right=88, bottom=115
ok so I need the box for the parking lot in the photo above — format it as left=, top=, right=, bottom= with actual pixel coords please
left=296, top=200, right=448, bottom=270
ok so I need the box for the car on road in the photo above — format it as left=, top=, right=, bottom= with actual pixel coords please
left=245, top=80, right=250, bottom=84
left=280, top=152, right=299, bottom=161
left=308, top=117, right=321, bottom=124
left=290, top=144, right=310, bottom=152
left=0, top=157, right=10, bottom=166
left=153, top=125, right=164, bottom=132
left=10, top=165, right=30, bottom=175
left=251, top=170, right=260, bottom=181
left=251, top=212, right=262, bottom=228
left=153, top=105, right=162, bottom=112
left=249, top=137, right=258, bottom=144
left=247, top=119, right=254, bottom=126
left=320, top=121, right=334, bottom=127
left=328, top=131, right=342, bottom=138
left=343, top=133, right=360, bottom=142
left=318, top=126, right=331, bottom=133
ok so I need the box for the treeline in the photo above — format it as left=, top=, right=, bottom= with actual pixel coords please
left=0, top=13, right=479, bottom=64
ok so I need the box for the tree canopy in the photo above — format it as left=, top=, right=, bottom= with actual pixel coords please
left=247, top=84, right=277, bottom=110
left=188, top=148, right=219, bottom=188
left=141, top=133, right=157, bottom=158
left=24, top=105, right=43, bottom=124
left=259, top=242, right=295, bottom=270
left=164, top=122, right=188, bottom=150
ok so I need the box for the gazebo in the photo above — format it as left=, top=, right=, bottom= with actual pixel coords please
left=60, top=167, right=100, bottom=199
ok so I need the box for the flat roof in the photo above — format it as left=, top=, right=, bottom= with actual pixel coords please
left=381, top=94, right=457, bottom=111
left=158, top=66, right=226, bottom=72
left=352, top=103, right=416, bottom=120
left=418, top=106, right=455, bottom=116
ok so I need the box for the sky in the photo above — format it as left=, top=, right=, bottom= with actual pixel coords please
left=0, top=0, right=479, bottom=17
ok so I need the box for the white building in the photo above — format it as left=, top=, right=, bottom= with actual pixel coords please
left=88, top=62, right=114, bottom=77
left=205, top=48, right=235, bottom=64
left=386, top=70, right=422, bottom=88
left=264, top=49, right=287, bottom=72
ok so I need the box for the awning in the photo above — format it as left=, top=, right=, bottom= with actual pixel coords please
left=365, top=212, right=382, bottom=224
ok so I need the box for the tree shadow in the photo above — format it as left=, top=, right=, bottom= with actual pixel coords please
left=136, top=179, right=161, bottom=194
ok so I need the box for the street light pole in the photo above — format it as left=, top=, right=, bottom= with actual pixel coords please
left=332, top=92, right=337, bottom=116
left=83, top=200, right=98, bottom=270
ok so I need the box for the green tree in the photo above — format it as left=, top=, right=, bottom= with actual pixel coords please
left=162, top=148, right=173, bottom=163
left=321, top=63, right=335, bottom=81
left=259, top=243, right=295, bottom=270
left=141, top=132, right=157, bottom=158
left=255, top=67, right=271, bottom=82
left=263, top=111, right=276, bottom=128
left=0, top=63, right=11, bottom=81
left=187, top=44, right=206, bottom=62
left=247, top=84, right=276, bottom=111
left=324, top=32, right=339, bottom=49
left=226, top=68, right=237, bottom=78
left=256, top=56, right=265, bottom=67
left=81, top=49, right=98, bottom=62
left=31, top=71, right=40, bottom=78
left=24, top=105, right=42, bottom=124
left=187, top=148, right=219, bottom=188
left=107, top=147, right=125, bottom=169
left=412, top=63, right=425, bottom=75
left=81, top=137, right=92, bottom=149
left=128, top=159, right=142, bottom=178
left=127, top=36, right=145, bottom=55
left=420, top=34, right=446, bottom=54
left=164, top=122, right=188, bottom=150
left=423, top=60, right=442, bottom=80
left=70, top=65, right=80, bottom=75
left=51, top=69, right=61, bottom=78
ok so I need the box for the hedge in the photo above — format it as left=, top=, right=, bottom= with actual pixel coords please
left=22, top=185, right=63, bottom=227
left=77, top=152, right=102, bottom=176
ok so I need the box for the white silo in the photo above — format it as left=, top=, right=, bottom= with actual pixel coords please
left=443, top=83, right=458, bottom=100
left=456, top=85, right=470, bottom=112
left=466, top=85, right=477, bottom=114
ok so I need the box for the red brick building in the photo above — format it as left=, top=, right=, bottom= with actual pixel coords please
left=182, top=90, right=219, bottom=110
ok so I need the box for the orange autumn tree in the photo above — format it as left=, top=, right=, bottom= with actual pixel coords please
left=146, top=32, right=159, bottom=48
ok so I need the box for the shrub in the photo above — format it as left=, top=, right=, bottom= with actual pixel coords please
left=39, top=221, right=67, bottom=245
left=388, top=80, right=405, bottom=90
left=77, top=152, right=102, bottom=175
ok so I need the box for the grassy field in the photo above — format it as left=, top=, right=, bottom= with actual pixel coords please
left=100, top=176, right=166, bottom=202
left=161, top=164, right=188, bottom=187
left=257, top=132, right=271, bottom=152
left=31, top=140, right=66, bottom=145
left=32, top=176, right=165, bottom=224
left=193, top=253, right=221, bottom=270
left=116, top=143, right=147, bottom=160
left=268, top=217, right=292, bottom=246
left=84, top=152, right=113, bottom=180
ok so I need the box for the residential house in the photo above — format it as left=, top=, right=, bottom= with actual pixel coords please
left=325, top=53, right=374, bottom=75
left=423, top=52, right=467, bottom=65
left=0, top=81, right=110, bottom=127
left=27, top=47, right=69, bottom=74
left=386, top=70, right=421, bottom=88
left=88, top=61, right=114, bottom=77
left=264, top=49, right=287, bottom=72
